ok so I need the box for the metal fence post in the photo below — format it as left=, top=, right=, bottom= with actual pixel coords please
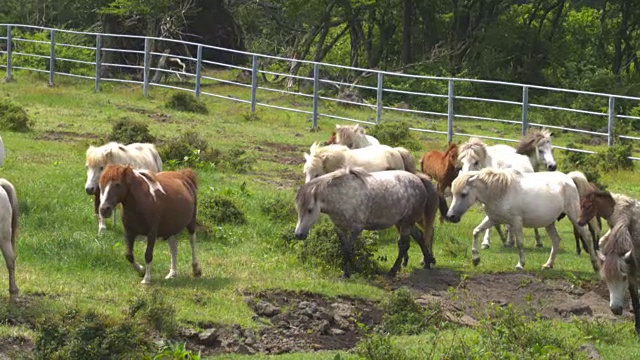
left=250, top=55, right=258, bottom=112
left=94, top=35, right=102, bottom=92
left=447, top=79, right=454, bottom=143
left=521, top=86, right=529, bottom=136
left=376, top=72, right=384, bottom=124
left=607, top=96, right=615, bottom=146
left=48, top=30, right=55, bottom=86
left=143, top=37, right=150, bottom=97
left=311, top=63, right=319, bottom=129
left=6, top=25, right=12, bottom=81
left=195, top=45, right=203, bottom=98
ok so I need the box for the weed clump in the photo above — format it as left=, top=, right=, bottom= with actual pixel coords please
left=260, top=193, right=296, bottom=223
left=367, top=120, right=422, bottom=151
left=293, top=218, right=380, bottom=277
left=0, top=98, right=32, bottom=132
left=35, top=309, right=151, bottom=359
left=128, top=290, right=177, bottom=338
left=560, top=142, right=633, bottom=189
left=108, top=118, right=156, bottom=144
left=199, top=190, right=247, bottom=225
left=355, top=333, right=409, bottom=360
left=379, top=287, right=444, bottom=335
left=165, top=93, right=208, bottom=114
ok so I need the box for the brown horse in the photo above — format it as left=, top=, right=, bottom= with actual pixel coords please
left=420, top=142, right=459, bottom=195
left=99, top=164, right=201, bottom=285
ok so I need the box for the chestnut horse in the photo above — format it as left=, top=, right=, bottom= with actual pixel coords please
left=99, top=164, right=201, bottom=285
left=420, top=142, right=459, bottom=195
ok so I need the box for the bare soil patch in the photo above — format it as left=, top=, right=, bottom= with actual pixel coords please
left=38, top=130, right=99, bottom=142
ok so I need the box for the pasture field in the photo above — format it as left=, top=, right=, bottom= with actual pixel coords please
left=0, top=70, right=639, bottom=359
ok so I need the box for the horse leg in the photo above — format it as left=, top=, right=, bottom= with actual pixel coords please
left=337, top=229, right=356, bottom=278
left=573, top=225, right=583, bottom=256
left=472, top=216, right=496, bottom=266
left=510, top=219, right=526, bottom=270
left=481, top=228, right=492, bottom=249
left=390, top=229, right=411, bottom=277
left=189, top=230, right=202, bottom=277
left=534, top=228, right=543, bottom=248
left=0, top=235, right=18, bottom=296
left=165, top=235, right=178, bottom=280
left=410, top=225, right=436, bottom=269
left=94, top=194, right=107, bottom=234
left=629, top=283, right=640, bottom=335
left=542, top=224, right=561, bottom=270
left=588, top=217, right=601, bottom=252
left=124, top=231, right=144, bottom=277
left=141, top=232, right=158, bottom=285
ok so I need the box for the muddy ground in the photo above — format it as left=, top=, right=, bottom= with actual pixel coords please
left=175, top=269, right=631, bottom=357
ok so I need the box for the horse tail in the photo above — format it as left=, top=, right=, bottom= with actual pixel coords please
left=0, top=179, right=18, bottom=254
left=417, top=173, right=439, bottom=266
left=396, top=147, right=417, bottom=173
left=568, top=171, right=590, bottom=199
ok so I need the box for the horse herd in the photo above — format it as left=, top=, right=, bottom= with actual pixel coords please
left=0, top=125, right=636, bottom=335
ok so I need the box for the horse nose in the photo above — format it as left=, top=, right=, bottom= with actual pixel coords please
left=100, top=205, right=112, bottom=218
left=295, top=231, right=308, bottom=240
left=611, top=305, right=623, bottom=316
left=446, top=213, right=460, bottom=223
left=547, top=163, right=557, bottom=171
left=85, top=186, right=95, bottom=195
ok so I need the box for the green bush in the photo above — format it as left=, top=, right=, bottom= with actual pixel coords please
left=355, top=334, right=409, bottom=360
left=108, top=118, right=156, bottom=144
left=35, top=309, right=151, bottom=359
left=146, top=342, right=201, bottom=360
left=199, top=190, right=247, bottom=225
left=367, top=121, right=422, bottom=151
left=379, top=287, right=444, bottom=335
left=294, top=218, right=380, bottom=277
left=128, top=290, right=177, bottom=338
left=560, top=143, right=633, bottom=189
left=0, top=98, right=32, bottom=132
left=165, top=93, right=208, bottom=114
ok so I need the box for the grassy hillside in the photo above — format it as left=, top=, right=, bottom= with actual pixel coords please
left=0, top=70, right=639, bottom=359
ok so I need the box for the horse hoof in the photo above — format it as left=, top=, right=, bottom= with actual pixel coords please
left=535, top=243, right=543, bottom=248
left=140, top=279, right=151, bottom=285
left=165, top=272, right=177, bottom=280
left=504, top=243, right=514, bottom=248
left=472, top=257, right=480, bottom=267
left=193, top=266, right=202, bottom=278
left=541, top=264, right=553, bottom=270
left=515, top=264, right=524, bottom=271
left=481, top=243, right=490, bottom=250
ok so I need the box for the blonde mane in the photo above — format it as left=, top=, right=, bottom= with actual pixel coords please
left=303, top=143, right=349, bottom=174
left=452, top=168, right=520, bottom=198
left=457, top=137, right=487, bottom=164
left=335, top=124, right=365, bottom=145
left=601, top=222, right=634, bottom=282
left=516, top=128, right=552, bottom=156
left=86, top=142, right=125, bottom=167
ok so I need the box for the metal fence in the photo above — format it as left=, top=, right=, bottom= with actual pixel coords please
left=1, top=24, right=640, bottom=159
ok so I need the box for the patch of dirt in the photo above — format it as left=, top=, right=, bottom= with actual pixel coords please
left=0, top=336, right=33, bottom=359
left=124, top=106, right=173, bottom=123
left=254, top=141, right=307, bottom=170
left=179, top=290, right=383, bottom=356
left=38, top=131, right=99, bottom=142
left=396, top=269, right=630, bottom=325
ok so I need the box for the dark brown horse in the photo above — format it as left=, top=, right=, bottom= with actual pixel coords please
left=99, top=164, right=201, bottom=285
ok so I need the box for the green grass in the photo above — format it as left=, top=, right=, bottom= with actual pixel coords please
left=0, top=70, right=639, bottom=358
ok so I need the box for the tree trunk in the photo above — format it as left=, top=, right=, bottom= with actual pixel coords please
left=402, top=0, right=413, bottom=65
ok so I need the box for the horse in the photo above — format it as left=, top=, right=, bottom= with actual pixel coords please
left=85, top=142, right=163, bottom=234
left=420, top=142, right=459, bottom=195
left=577, top=190, right=640, bottom=334
left=0, top=179, right=19, bottom=297
left=294, top=168, right=442, bottom=278
left=324, top=124, right=380, bottom=149
left=445, top=168, right=600, bottom=273
left=515, top=128, right=557, bottom=171
left=98, top=164, right=201, bottom=285
left=302, top=143, right=416, bottom=183
left=567, top=175, right=602, bottom=255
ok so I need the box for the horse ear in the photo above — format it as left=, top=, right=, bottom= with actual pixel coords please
left=623, top=250, right=633, bottom=264
left=335, top=124, right=341, bottom=129
left=304, top=153, right=311, bottom=161
left=467, top=174, right=478, bottom=183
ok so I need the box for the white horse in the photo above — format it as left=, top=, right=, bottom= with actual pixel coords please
left=85, top=142, right=163, bottom=234
left=0, top=179, right=19, bottom=297
left=446, top=168, right=600, bottom=273
left=303, top=143, right=415, bottom=183
left=332, top=124, right=380, bottom=148
left=0, top=135, right=5, bottom=168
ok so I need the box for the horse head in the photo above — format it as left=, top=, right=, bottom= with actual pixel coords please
left=98, top=164, right=133, bottom=218
left=599, top=223, right=635, bottom=315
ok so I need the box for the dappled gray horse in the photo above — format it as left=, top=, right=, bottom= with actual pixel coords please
left=294, top=168, right=443, bottom=278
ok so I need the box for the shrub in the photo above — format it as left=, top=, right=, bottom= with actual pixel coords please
left=128, top=290, right=177, bottom=338
left=0, top=98, right=32, bottom=132
left=367, top=120, right=422, bottom=151
left=146, top=342, right=201, bottom=360
left=294, top=218, right=380, bottom=277
left=160, top=131, right=213, bottom=169
left=379, top=287, right=444, bottom=335
left=35, top=309, right=151, bottom=359
left=260, top=193, right=296, bottom=223
left=199, top=190, right=247, bottom=225
left=108, top=118, right=156, bottom=144
left=165, top=93, right=208, bottom=114
left=355, top=334, right=409, bottom=360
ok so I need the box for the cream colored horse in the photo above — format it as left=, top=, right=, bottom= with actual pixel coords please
left=85, top=142, right=163, bottom=234
left=334, top=124, right=380, bottom=148
left=302, top=143, right=416, bottom=183
left=0, top=179, right=18, bottom=297
left=446, top=168, right=600, bottom=273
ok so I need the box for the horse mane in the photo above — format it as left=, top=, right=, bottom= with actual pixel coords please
left=445, top=142, right=458, bottom=160
left=335, top=125, right=356, bottom=145
left=86, top=142, right=126, bottom=167
left=457, top=137, right=487, bottom=163
left=296, top=167, right=369, bottom=208
left=452, top=168, right=519, bottom=197
left=100, top=163, right=131, bottom=184
left=516, top=128, right=552, bottom=156
left=305, top=143, right=349, bottom=173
